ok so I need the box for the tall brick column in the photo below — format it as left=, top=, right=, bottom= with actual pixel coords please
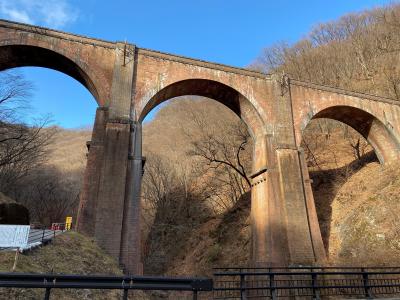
left=275, top=148, right=317, bottom=264
left=250, top=134, right=290, bottom=266
left=120, top=122, right=143, bottom=274
left=76, top=107, right=108, bottom=236
left=94, top=120, right=131, bottom=259
left=269, top=76, right=326, bottom=265
left=249, top=76, right=326, bottom=267
left=83, top=42, right=137, bottom=266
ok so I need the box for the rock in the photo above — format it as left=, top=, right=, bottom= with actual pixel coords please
left=0, top=192, right=30, bottom=225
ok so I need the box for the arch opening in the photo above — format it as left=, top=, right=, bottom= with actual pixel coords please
left=0, top=45, right=100, bottom=103
left=0, top=66, right=97, bottom=232
left=138, top=79, right=265, bottom=139
left=310, top=105, right=400, bottom=164
left=141, top=95, right=255, bottom=276
left=300, top=105, right=400, bottom=265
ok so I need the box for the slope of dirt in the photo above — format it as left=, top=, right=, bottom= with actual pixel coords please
left=327, top=161, right=400, bottom=265
left=160, top=192, right=251, bottom=277
left=0, top=231, right=124, bottom=299
left=161, top=158, right=400, bottom=275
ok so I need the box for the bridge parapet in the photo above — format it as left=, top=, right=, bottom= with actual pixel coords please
left=0, top=19, right=115, bottom=48
left=290, top=78, right=400, bottom=106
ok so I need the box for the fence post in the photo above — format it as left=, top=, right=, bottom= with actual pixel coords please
left=240, top=273, right=247, bottom=300
left=362, top=268, right=372, bottom=299
left=42, top=229, right=45, bottom=243
left=192, top=290, right=198, bottom=300
left=122, top=288, right=128, bottom=300
left=270, top=273, right=276, bottom=300
left=44, top=287, right=51, bottom=300
left=311, top=271, right=320, bottom=300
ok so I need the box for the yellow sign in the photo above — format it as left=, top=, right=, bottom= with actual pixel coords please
left=65, top=217, right=72, bottom=230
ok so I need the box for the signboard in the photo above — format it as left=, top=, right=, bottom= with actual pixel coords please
left=65, top=216, right=72, bottom=230
left=0, top=225, right=30, bottom=248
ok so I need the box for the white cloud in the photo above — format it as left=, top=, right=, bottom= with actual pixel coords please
left=0, top=0, right=79, bottom=29
left=1, top=6, right=32, bottom=24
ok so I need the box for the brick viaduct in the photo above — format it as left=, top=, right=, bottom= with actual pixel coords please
left=1, top=19, right=400, bottom=274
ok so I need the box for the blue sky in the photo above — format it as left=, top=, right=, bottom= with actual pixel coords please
left=0, top=0, right=395, bottom=128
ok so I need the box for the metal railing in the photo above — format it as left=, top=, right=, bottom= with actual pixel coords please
left=0, top=273, right=213, bottom=300
left=213, top=267, right=400, bottom=299
left=0, top=223, right=68, bottom=252
left=3, top=267, right=400, bottom=299
left=27, top=224, right=67, bottom=245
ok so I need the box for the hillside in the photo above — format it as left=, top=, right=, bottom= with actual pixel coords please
left=165, top=192, right=251, bottom=276
left=326, top=161, right=400, bottom=265
left=3, top=127, right=93, bottom=226
left=150, top=152, right=400, bottom=275
left=45, top=127, right=91, bottom=176
left=0, top=231, right=123, bottom=300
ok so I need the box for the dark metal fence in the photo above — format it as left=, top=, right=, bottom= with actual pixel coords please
left=0, top=273, right=213, bottom=300
left=213, top=267, right=400, bottom=299
left=27, top=225, right=66, bottom=245
left=3, top=267, right=400, bottom=299
left=0, top=223, right=67, bottom=252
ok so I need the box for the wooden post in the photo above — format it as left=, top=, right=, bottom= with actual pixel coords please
left=12, top=249, right=19, bottom=271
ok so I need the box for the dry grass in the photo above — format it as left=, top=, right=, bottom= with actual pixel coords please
left=327, top=161, right=400, bottom=265
left=162, top=193, right=251, bottom=277
left=0, top=231, right=124, bottom=299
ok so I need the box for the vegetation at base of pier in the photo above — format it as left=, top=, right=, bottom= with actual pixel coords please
left=0, top=231, right=124, bottom=300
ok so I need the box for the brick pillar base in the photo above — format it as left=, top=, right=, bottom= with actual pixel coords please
left=298, top=148, right=327, bottom=263
left=276, top=147, right=326, bottom=265
left=93, top=121, right=130, bottom=260
left=250, top=135, right=326, bottom=267
left=250, top=135, right=289, bottom=266
left=120, top=122, right=143, bottom=274
left=76, top=107, right=108, bottom=236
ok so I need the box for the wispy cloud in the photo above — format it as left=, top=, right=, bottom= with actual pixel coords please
left=0, top=0, right=79, bottom=29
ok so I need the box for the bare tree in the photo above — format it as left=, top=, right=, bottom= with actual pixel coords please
left=0, top=71, right=32, bottom=122
left=252, top=3, right=400, bottom=100
left=252, top=4, right=400, bottom=170
left=142, top=152, right=207, bottom=222
left=141, top=152, right=211, bottom=274
left=8, top=168, right=80, bottom=226
left=0, top=71, right=56, bottom=192
left=184, top=106, right=252, bottom=206
left=343, top=127, right=370, bottom=161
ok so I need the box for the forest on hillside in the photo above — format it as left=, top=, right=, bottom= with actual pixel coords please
left=253, top=3, right=400, bottom=100
left=0, top=2, right=400, bottom=275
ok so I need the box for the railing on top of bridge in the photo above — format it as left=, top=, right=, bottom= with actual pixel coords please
left=213, top=266, right=400, bottom=299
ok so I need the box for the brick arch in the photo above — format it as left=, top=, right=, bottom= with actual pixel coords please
left=0, top=44, right=100, bottom=104
left=303, top=105, right=400, bottom=164
left=137, top=79, right=266, bottom=139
